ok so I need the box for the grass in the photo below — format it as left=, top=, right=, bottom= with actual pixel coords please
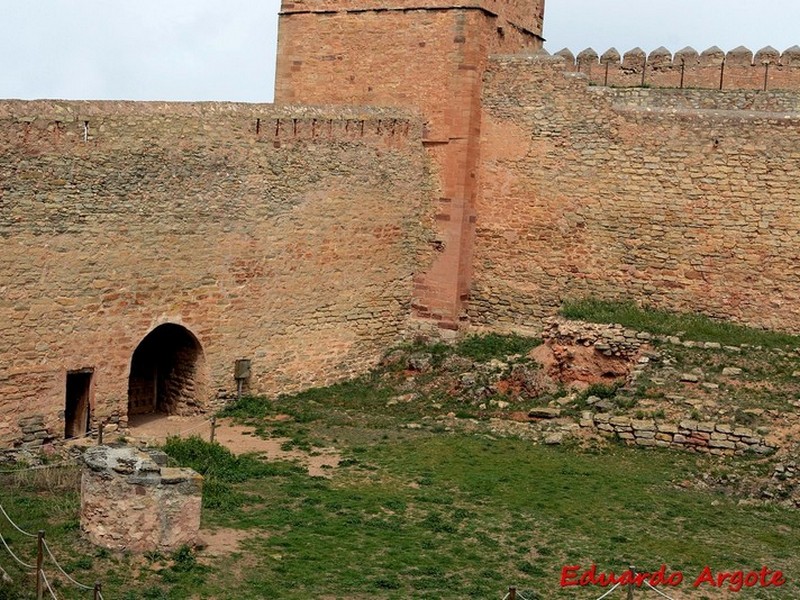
left=162, top=436, right=302, bottom=509
left=0, top=329, right=798, bottom=598
left=561, top=298, right=800, bottom=349
left=454, top=333, right=540, bottom=362
left=2, top=433, right=798, bottom=599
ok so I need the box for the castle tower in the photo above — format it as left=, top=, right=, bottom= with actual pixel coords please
left=275, top=0, right=545, bottom=328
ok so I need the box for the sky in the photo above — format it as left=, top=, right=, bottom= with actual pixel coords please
left=1, top=0, right=799, bottom=103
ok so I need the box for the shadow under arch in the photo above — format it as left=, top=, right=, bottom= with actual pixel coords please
left=127, top=323, right=209, bottom=419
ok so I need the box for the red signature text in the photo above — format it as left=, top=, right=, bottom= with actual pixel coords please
left=560, top=564, right=786, bottom=592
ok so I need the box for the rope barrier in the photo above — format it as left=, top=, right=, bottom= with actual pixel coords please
left=0, top=530, right=34, bottom=571
left=502, top=593, right=510, bottom=600
left=43, top=539, right=94, bottom=590
left=644, top=581, right=679, bottom=600
left=592, top=582, right=622, bottom=600
left=175, top=417, right=214, bottom=436
left=515, top=592, right=533, bottom=600
left=0, top=504, right=36, bottom=538
left=41, top=569, right=60, bottom=600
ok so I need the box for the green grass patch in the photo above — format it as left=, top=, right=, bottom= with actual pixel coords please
left=2, top=425, right=799, bottom=598
left=163, top=436, right=301, bottom=509
left=561, top=298, right=800, bottom=348
left=454, top=332, right=541, bottom=362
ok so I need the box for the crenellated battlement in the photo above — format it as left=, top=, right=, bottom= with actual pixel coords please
left=553, top=45, right=800, bottom=91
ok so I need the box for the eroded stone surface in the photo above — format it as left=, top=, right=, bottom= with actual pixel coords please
left=81, top=446, right=202, bottom=552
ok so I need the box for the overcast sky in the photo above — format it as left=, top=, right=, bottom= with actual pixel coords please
left=1, top=1, right=799, bottom=102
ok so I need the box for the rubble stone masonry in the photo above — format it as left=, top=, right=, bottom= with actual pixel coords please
left=81, top=446, right=202, bottom=552
left=473, top=54, right=800, bottom=332
left=0, top=101, right=436, bottom=447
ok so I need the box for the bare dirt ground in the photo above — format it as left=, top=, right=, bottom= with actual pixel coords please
left=198, top=527, right=254, bottom=558
left=127, top=414, right=340, bottom=478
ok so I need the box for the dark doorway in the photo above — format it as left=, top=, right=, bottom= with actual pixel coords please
left=65, top=370, right=92, bottom=439
left=127, top=324, right=206, bottom=418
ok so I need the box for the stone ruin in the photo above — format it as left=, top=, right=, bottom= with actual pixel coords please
left=81, top=446, right=202, bottom=552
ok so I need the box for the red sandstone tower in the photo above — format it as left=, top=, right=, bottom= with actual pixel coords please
left=275, top=0, right=545, bottom=329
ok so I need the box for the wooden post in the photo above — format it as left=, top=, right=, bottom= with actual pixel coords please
left=210, top=416, right=217, bottom=444
left=94, top=582, right=102, bottom=600
left=627, top=566, right=635, bottom=600
left=604, top=62, right=610, bottom=86
left=98, top=422, right=104, bottom=446
left=36, top=530, right=44, bottom=600
left=719, top=59, right=725, bottom=90
left=680, top=60, right=685, bottom=89
left=764, top=63, right=770, bottom=91
left=508, top=586, right=517, bottom=600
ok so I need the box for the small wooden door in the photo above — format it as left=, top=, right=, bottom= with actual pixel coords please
left=65, top=370, right=92, bottom=439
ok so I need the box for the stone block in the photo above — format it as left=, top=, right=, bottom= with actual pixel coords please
left=709, top=439, right=736, bottom=449
left=82, top=446, right=202, bottom=552
left=529, top=408, right=561, bottom=419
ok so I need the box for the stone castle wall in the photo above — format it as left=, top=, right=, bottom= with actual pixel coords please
left=4, top=4, right=800, bottom=450
left=276, top=1, right=542, bottom=326
left=472, top=53, right=800, bottom=332
left=0, top=101, right=436, bottom=447
left=558, top=45, right=800, bottom=91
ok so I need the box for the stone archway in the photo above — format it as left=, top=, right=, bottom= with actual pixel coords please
left=127, top=324, right=208, bottom=419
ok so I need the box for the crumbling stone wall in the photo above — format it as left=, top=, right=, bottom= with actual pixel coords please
left=585, top=414, right=775, bottom=456
left=473, top=53, right=800, bottom=332
left=81, top=446, right=202, bottom=552
left=0, top=101, right=436, bottom=447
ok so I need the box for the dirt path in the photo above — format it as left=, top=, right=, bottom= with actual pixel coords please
left=127, top=414, right=340, bottom=478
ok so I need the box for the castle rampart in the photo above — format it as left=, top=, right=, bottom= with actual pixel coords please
left=472, top=54, right=800, bottom=333
left=4, top=3, right=800, bottom=453
left=0, top=101, right=436, bottom=448
left=555, top=45, right=800, bottom=91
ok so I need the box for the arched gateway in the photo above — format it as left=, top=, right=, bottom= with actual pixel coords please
left=127, top=324, right=208, bottom=419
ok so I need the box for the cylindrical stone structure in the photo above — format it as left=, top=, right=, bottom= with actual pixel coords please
left=81, top=446, right=202, bottom=552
